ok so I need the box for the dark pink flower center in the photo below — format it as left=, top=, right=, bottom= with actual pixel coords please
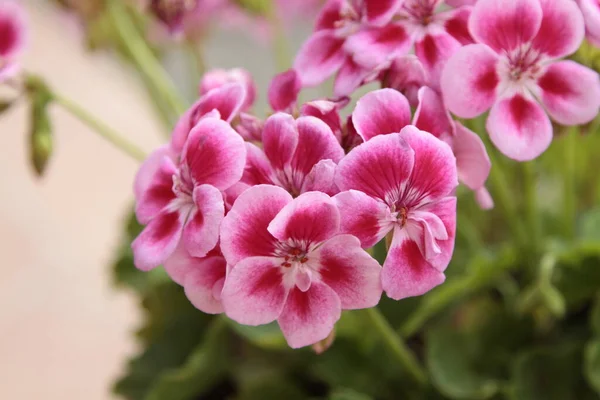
left=402, top=0, right=438, bottom=26
left=274, top=241, right=311, bottom=268
left=505, top=46, right=543, bottom=82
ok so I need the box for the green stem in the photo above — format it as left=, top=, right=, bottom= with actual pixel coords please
left=107, top=0, right=186, bottom=117
left=563, top=127, right=578, bottom=240
left=522, top=161, right=539, bottom=252
left=53, top=93, right=146, bottom=162
left=362, top=308, right=427, bottom=386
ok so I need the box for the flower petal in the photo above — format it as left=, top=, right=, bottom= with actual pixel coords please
left=268, top=191, right=340, bottom=244
left=199, top=68, right=256, bottom=111
left=183, top=255, right=227, bottom=314
left=183, top=184, right=224, bottom=258
left=487, top=94, right=552, bottom=161
left=352, top=88, right=411, bottom=142
left=443, top=6, right=474, bottom=45
left=133, top=145, right=175, bottom=199
left=0, top=1, right=26, bottom=60
left=301, top=159, right=339, bottom=196
left=415, top=33, right=462, bottom=87
left=344, top=23, right=411, bottom=69
left=531, top=0, right=585, bottom=58
left=315, top=234, right=383, bottom=309
left=315, top=0, right=344, bottom=30
left=268, top=69, right=301, bottom=112
left=413, top=87, right=453, bottom=139
left=400, top=126, right=458, bottom=203
left=333, top=190, right=393, bottom=248
left=414, top=197, right=457, bottom=272
left=363, top=0, right=402, bottom=25
left=242, top=143, right=275, bottom=186
left=383, top=55, right=427, bottom=107
left=262, top=112, right=299, bottom=171
left=300, top=100, right=343, bottom=141
left=132, top=211, right=183, bottom=271
left=579, top=0, right=600, bottom=47
left=333, top=58, right=372, bottom=97
left=235, top=112, right=263, bottom=142
left=278, top=281, right=341, bottom=348
left=469, top=0, right=542, bottom=53
left=441, top=44, right=499, bottom=118
left=135, top=156, right=177, bottom=224
left=222, top=256, right=288, bottom=325
left=220, top=185, right=292, bottom=266
left=294, top=30, right=346, bottom=86
left=536, top=61, right=600, bottom=126
left=183, top=117, right=247, bottom=190
left=453, top=122, right=491, bottom=190
left=475, top=186, right=494, bottom=210
left=335, top=133, right=415, bottom=203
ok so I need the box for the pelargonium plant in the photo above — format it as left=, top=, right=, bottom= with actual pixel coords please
left=7, top=0, right=600, bottom=398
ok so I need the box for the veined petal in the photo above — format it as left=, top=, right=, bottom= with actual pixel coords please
left=278, top=282, right=341, bottom=348
left=344, top=23, right=411, bottom=69
left=220, top=185, right=292, bottom=266
left=183, top=117, right=247, bottom=190
left=536, top=61, right=600, bottom=126
left=268, top=69, right=301, bottom=112
left=135, top=156, right=177, bottom=224
left=453, top=122, right=491, bottom=190
left=443, top=6, right=474, bottom=45
left=531, top=0, right=585, bottom=59
left=335, top=133, right=415, bottom=203
left=183, top=256, right=227, bottom=314
left=242, top=143, right=275, bottom=186
left=415, top=33, right=462, bottom=88
left=164, top=241, right=222, bottom=285
left=315, top=234, right=383, bottom=309
left=183, top=184, right=224, bottom=258
left=300, top=100, right=343, bottom=141
left=399, top=126, right=458, bottom=203
left=363, top=0, right=402, bottom=25
left=221, top=256, right=288, bottom=325
left=353, top=88, right=411, bottom=142
left=487, top=94, right=552, bottom=161
left=294, top=30, right=346, bottom=86
left=291, top=116, right=345, bottom=177
left=262, top=113, right=299, bottom=171
left=133, top=145, right=175, bottom=199
left=413, top=87, right=453, bottom=140
left=301, top=159, right=339, bottom=196
left=441, top=44, right=499, bottom=118
left=268, top=191, right=340, bottom=244
left=132, top=211, right=184, bottom=271
left=333, top=58, right=372, bottom=97
left=333, top=190, right=393, bottom=248
left=469, top=0, right=542, bottom=53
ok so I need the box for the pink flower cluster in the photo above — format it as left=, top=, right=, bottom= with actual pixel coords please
left=132, top=0, right=600, bottom=349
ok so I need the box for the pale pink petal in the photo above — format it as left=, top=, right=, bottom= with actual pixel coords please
left=475, top=187, right=494, bottom=210
left=453, top=122, right=491, bottom=190
left=315, top=0, right=344, bottom=30
left=222, top=256, right=288, bottom=325
left=399, top=126, right=458, bottom=203
left=579, top=0, right=600, bottom=47
left=415, top=33, right=462, bottom=88
left=183, top=184, right=224, bottom=258
left=382, top=229, right=446, bottom=300
left=413, top=87, right=453, bottom=139
left=468, top=0, right=542, bottom=53
left=352, top=89, right=411, bottom=141
left=220, top=185, right=293, bottom=266
left=300, top=100, right=343, bottom=141
left=133, top=145, right=175, bottom=199
left=267, top=191, right=340, bottom=244
left=363, top=0, right=402, bottom=24
left=132, top=211, right=184, bottom=271
left=314, top=234, right=382, bottom=309
left=531, top=0, right=585, bottom=58
left=262, top=113, right=299, bottom=171
left=268, top=69, right=301, bottom=112
left=443, top=6, right=474, bottom=45
left=294, top=30, right=346, bottom=86
left=441, top=44, right=500, bottom=118
left=333, top=58, right=372, bottom=97
left=183, top=117, right=247, bottom=190
left=183, top=256, right=227, bottom=314
left=383, top=55, right=427, bottom=107
left=333, top=190, right=393, bottom=248
left=345, top=23, right=411, bottom=69
left=0, top=1, right=27, bottom=60
left=135, top=156, right=177, bottom=224
left=163, top=240, right=221, bottom=285
left=301, top=159, right=339, bottom=196
left=242, top=143, right=274, bottom=186
left=487, top=94, right=552, bottom=161
left=278, top=281, right=341, bottom=348
left=335, top=133, right=415, bottom=202
left=536, top=61, right=600, bottom=125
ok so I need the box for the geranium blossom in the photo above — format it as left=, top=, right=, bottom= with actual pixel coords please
left=0, top=1, right=26, bottom=82
left=577, top=0, right=600, bottom=47
left=132, top=116, right=246, bottom=271
left=441, top=0, right=600, bottom=161
left=220, top=185, right=382, bottom=348
left=334, top=127, right=457, bottom=299
left=199, top=68, right=256, bottom=112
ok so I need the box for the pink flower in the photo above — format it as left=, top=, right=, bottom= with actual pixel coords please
left=0, top=1, right=26, bottom=82
left=578, top=0, right=600, bottom=47
left=132, top=116, right=246, bottom=271
left=334, top=126, right=458, bottom=299
left=294, top=0, right=408, bottom=96
left=268, top=69, right=302, bottom=113
left=381, top=55, right=428, bottom=107
left=199, top=68, right=257, bottom=112
left=241, top=112, right=345, bottom=196
left=220, top=185, right=382, bottom=348
left=353, top=88, right=491, bottom=206
left=441, top=0, right=600, bottom=161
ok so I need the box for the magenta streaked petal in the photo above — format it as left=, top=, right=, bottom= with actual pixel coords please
left=363, top=0, right=402, bottom=24
left=441, top=44, right=499, bottom=119
left=183, top=184, right=224, bottom=258
left=415, top=197, right=457, bottom=272
left=294, top=30, right=346, bottom=86
left=531, top=0, right=585, bottom=58
left=242, top=143, right=275, bottom=186
left=163, top=240, right=221, bottom=285
left=133, top=145, right=176, bottom=199
left=469, top=0, right=542, bottom=53
left=487, top=94, right=552, bottom=161
left=220, top=185, right=293, bottom=266
left=452, top=122, right=491, bottom=191
left=262, top=112, right=299, bottom=171
left=135, top=155, right=177, bottom=224
left=278, top=281, right=341, bottom=348
left=300, top=100, right=343, bottom=141
left=352, top=89, right=411, bottom=142
left=268, top=69, right=301, bottom=112
left=344, top=23, right=411, bottom=69
left=415, top=33, right=462, bottom=88
left=292, top=116, right=345, bottom=178
left=383, top=55, right=427, bottom=107
left=222, top=256, right=288, bottom=325
left=183, top=255, right=227, bottom=314
left=132, top=210, right=184, bottom=271
left=267, top=191, right=340, bottom=244
left=443, top=6, right=474, bottom=45
left=315, top=0, right=344, bottom=30
left=301, top=159, right=339, bottom=196
left=333, top=58, right=372, bottom=97
left=536, top=61, right=600, bottom=126
left=413, top=87, right=453, bottom=140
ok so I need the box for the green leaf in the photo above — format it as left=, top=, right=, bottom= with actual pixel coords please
left=553, top=249, right=600, bottom=307
left=144, top=317, right=232, bottom=400
left=228, top=320, right=288, bottom=350
left=584, top=340, right=600, bottom=394
left=328, top=388, right=374, bottom=400
left=590, top=295, right=600, bottom=335
left=426, top=327, right=500, bottom=399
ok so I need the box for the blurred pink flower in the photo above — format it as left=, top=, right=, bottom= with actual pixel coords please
left=578, top=0, right=600, bottom=47
left=0, top=1, right=26, bottom=81
left=199, top=68, right=257, bottom=111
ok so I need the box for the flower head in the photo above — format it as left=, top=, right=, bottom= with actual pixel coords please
left=441, top=0, right=600, bottom=161
left=0, top=1, right=26, bottom=82
left=220, top=185, right=382, bottom=348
